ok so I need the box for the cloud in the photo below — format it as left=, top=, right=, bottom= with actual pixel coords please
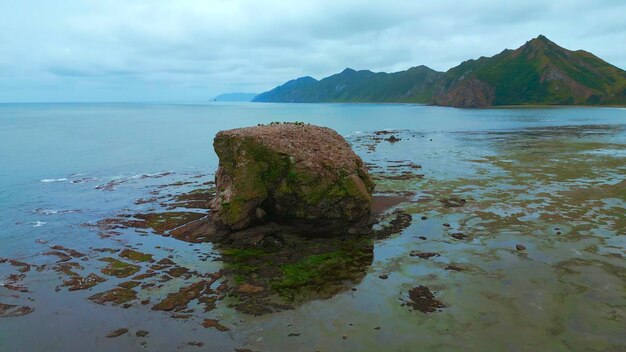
left=0, top=0, right=625, bottom=102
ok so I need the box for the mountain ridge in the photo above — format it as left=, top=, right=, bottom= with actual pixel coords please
left=253, top=36, right=626, bottom=107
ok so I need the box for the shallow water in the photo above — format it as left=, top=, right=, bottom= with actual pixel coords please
left=0, top=103, right=625, bottom=351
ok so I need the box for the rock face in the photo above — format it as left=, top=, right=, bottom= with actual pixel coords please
left=210, top=123, right=374, bottom=234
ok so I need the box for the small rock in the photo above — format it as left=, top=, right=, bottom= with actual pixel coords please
left=420, top=216, right=427, bottom=220
left=202, top=319, right=230, bottom=332
left=516, top=244, right=526, bottom=251
left=237, top=283, right=265, bottom=294
left=419, top=236, right=427, bottom=240
left=106, top=328, right=128, bottom=338
left=378, top=274, right=388, bottom=280
left=443, top=223, right=451, bottom=227
left=444, top=264, right=465, bottom=271
left=385, top=135, right=401, bottom=143
left=450, top=232, right=466, bottom=240
left=187, top=342, right=205, bottom=347
left=409, top=251, right=440, bottom=259
left=136, top=330, right=149, bottom=337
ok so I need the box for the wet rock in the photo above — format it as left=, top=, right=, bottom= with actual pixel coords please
left=372, top=209, right=412, bottom=239
left=441, top=197, right=467, bottom=208
left=187, top=342, right=205, bottom=347
left=450, top=232, right=467, bottom=240
left=444, top=264, right=465, bottom=271
left=420, top=216, right=428, bottom=220
left=135, top=330, right=149, bottom=337
left=516, top=244, right=527, bottom=251
left=63, top=273, right=107, bottom=291
left=166, top=266, right=190, bottom=278
left=171, top=314, right=192, bottom=319
left=198, top=296, right=217, bottom=312
left=409, top=251, right=440, bottom=259
left=406, top=286, right=445, bottom=313
left=169, top=188, right=216, bottom=209
left=442, top=223, right=451, bottom=228
left=49, top=245, right=85, bottom=258
left=378, top=274, right=389, bottom=280
left=106, top=328, right=128, bottom=338
left=0, top=303, right=34, bottom=317
left=89, top=287, right=137, bottom=305
left=132, top=272, right=157, bottom=280
left=119, top=249, right=154, bottom=263
left=385, top=135, right=401, bottom=143
left=6, top=260, right=31, bottom=273
left=2, top=274, right=28, bottom=292
left=43, top=251, right=72, bottom=263
left=151, top=281, right=211, bottom=312
left=98, top=212, right=206, bottom=236
left=118, top=281, right=141, bottom=289
left=201, top=319, right=230, bottom=332
left=99, top=258, right=141, bottom=278
left=93, top=248, right=119, bottom=253
left=157, top=258, right=176, bottom=265
left=210, top=123, right=375, bottom=235
left=237, top=283, right=265, bottom=294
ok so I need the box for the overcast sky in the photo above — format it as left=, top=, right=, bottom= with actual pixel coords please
left=1, top=0, right=625, bottom=102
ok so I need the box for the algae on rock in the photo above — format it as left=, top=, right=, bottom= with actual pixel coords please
left=210, top=123, right=375, bottom=234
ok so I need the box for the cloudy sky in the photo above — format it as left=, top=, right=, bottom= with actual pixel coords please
left=1, top=0, right=625, bottom=102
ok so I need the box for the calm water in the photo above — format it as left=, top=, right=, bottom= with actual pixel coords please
left=1, top=103, right=625, bottom=351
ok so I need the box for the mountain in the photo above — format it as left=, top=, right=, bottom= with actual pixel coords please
left=212, top=92, right=258, bottom=102
left=254, top=66, right=442, bottom=103
left=253, top=35, right=626, bottom=107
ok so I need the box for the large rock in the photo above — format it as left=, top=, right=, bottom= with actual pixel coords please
left=210, top=123, right=374, bottom=234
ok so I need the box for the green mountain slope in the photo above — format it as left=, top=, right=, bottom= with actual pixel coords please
left=254, top=66, right=443, bottom=103
left=435, top=35, right=626, bottom=106
left=253, top=35, right=626, bottom=107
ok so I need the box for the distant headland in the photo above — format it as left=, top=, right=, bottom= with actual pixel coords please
left=212, top=92, right=258, bottom=102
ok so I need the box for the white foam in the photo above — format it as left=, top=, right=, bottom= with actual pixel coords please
left=131, top=171, right=175, bottom=179
left=40, top=178, right=67, bottom=183
left=31, top=221, right=47, bottom=227
left=33, top=208, right=58, bottom=215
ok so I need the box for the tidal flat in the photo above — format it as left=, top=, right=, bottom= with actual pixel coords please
left=0, top=103, right=624, bottom=351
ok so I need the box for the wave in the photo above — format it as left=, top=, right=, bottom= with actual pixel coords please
left=131, top=171, right=175, bottom=180
left=31, top=221, right=46, bottom=227
left=40, top=178, right=67, bottom=183
left=32, top=208, right=80, bottom=215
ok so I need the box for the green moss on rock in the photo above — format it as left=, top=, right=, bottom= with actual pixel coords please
left=210, top=124, right=375, bottom=233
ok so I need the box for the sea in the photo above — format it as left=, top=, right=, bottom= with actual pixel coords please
left=1, top=102, right=625, bottom=351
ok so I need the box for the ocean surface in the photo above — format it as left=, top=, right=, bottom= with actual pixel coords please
left=1, top=102, right=625, bottom=351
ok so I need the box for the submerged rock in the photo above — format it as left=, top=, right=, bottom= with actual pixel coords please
left=210, top=123, right=375, bottom=235
left=0, top=303, right=34, bottom=317
left=106, top=328, right=128, bottom=338
left=406, top=286, right=445, bottom=313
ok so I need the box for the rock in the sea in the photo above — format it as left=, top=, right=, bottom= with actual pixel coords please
left=210, top=123, right=374, bottom=234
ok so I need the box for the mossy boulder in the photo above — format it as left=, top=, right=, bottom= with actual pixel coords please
left=210, top=123, right=374, bottom=233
